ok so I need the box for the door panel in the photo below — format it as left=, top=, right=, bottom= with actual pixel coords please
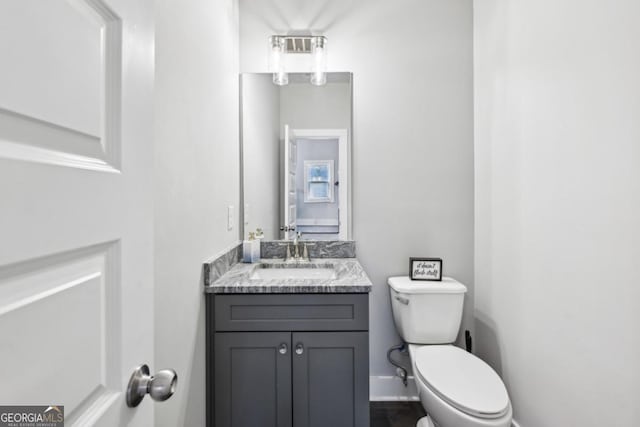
left=0, top=0, right=101, bottom=135
left=292, top=332, right=369, bottom=427
left=0, top=244, right=119, bottom=418
left=215, top=332, right=292, bottom=427
left=0, top=0, right=154, bottom=425
left=0, top=0, right=123, bottom=172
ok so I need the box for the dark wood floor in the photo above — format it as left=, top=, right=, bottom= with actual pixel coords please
left=370, top=401, right=427, bottom=427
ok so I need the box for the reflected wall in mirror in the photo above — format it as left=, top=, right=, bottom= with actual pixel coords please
left=241, top=72, right=352, bottom=241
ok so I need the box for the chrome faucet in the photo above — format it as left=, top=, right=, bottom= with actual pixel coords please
left=285, top=232, right=310, bottom=262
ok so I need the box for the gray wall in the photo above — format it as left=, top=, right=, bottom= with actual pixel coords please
left=154, top=0, right=240, bottom=425
left=474, top=1, right=640, bottom=425
left=240, top=0, right=474, bottom=397
left=279, top=81, right=351, bottom=131
left=242, top=74, right=280, bottom=240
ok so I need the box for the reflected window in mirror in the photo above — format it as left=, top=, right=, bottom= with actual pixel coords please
left=304, top=160, right=334, bottom=203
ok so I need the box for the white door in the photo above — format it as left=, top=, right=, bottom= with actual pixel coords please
left=283, top=124, right=297, bottom=240
left=288, top=129, right=349, bottom=240
left=0, top=0, right=155, bottom=425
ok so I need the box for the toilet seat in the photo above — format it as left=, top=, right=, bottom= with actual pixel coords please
left=414, top=345, right=510, bottom=419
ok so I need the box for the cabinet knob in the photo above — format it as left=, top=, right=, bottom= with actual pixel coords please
left=279, top=343, right=288, bottom=354
left=295, top=343, right=304, bottom=355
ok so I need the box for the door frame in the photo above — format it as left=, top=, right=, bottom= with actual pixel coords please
left=287, top=128, right=350, bottom=240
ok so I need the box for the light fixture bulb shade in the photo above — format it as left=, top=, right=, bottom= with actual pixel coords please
left=310, top=72, right=326, bottom=86
left=310, top=36, right=327, bottom=86
left=269, top=36, right=288, bottom=86
left=273, top=72, right=289, bottom=86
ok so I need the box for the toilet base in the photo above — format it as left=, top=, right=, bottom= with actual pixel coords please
left=417, top=415, right=436, bottom=427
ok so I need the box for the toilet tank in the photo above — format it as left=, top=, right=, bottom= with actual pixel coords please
left=388, top=276, right=467, bottom=344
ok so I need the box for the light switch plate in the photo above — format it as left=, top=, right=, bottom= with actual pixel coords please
left=227, top=205, right=234, bottom=230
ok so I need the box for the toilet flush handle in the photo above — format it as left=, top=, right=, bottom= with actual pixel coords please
left=394, top=295, right=409, bottom=305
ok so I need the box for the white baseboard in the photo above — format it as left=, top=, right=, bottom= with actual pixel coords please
left=369, top=375, right=419, bottom=401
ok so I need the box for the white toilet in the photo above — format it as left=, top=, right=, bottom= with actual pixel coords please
left=388, top=276, right=512, bottom=427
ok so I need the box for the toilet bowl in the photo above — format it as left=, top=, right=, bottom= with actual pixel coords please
left=410, top=344, right=512, bottom=427
left=387, top=276, right=512, bottom=427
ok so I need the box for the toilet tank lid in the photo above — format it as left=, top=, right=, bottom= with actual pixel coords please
left=387, top=276, right=467, bottom=294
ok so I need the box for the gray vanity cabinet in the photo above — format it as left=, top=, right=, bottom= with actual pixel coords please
left=208, top=293, right=369, bottom=427
left=291, top=331, right=369, bottom=427
left=214, top=332, right=292, bottom=427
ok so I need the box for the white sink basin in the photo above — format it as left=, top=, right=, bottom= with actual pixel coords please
left=250, top=264, right=337, bottom=280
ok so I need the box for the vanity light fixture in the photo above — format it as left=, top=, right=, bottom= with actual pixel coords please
left=268, top=35, right=328, bottom=86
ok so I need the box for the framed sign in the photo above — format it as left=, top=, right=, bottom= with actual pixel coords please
left=409, top=258, right=443, bottom=281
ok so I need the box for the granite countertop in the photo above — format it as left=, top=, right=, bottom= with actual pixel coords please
left=205, top=258, right=372, bottom=294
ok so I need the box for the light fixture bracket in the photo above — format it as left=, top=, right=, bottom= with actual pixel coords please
left=271, top=35, right=327, bottom=54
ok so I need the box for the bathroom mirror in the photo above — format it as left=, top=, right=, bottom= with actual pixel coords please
left=240, top=72, right=352, bottom=241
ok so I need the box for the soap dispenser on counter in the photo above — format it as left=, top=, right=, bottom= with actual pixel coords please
left=243, top=232, right=261, bottom=263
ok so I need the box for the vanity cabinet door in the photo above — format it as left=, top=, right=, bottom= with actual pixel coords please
left=215, top=332, right=292, bottom=427
left=292, top=332, right=369, bottom=427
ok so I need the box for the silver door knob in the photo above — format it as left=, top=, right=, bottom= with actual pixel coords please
left=279, top=343, right=288, bottom=354
left=126, top=364, right=178, bottom=408
left=295, top=343, right=304, bottom=355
